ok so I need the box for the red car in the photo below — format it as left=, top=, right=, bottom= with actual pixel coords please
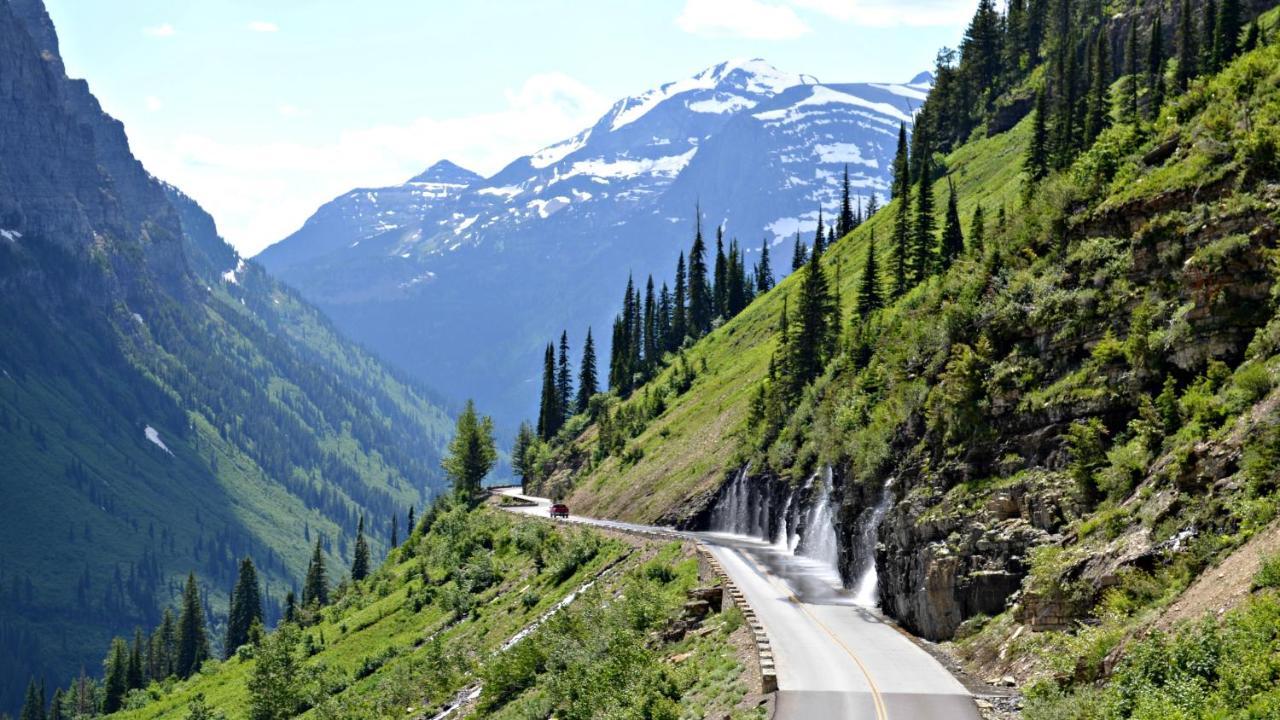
left=549, top=503, right=570, bottom=519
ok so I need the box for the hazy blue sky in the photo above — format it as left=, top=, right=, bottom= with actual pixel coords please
left=44, top=0, right=975, bottom=255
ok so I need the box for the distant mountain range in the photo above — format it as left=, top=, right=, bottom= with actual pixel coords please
left=257, top=59, right=928, bottom=433
left=0, top=0, right=453, bottom=709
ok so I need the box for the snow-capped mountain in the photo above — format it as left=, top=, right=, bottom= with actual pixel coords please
left=257, top=59, right=928, bottom=431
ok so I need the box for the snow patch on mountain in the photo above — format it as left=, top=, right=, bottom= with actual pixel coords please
left=222, top=258, right=246, bottom=285
left=755, top=86, right=912, bottom=126
left=687, top=94, right=757, bottom=114
left=144, top=425, right=173, bottom=455
left=477, top=185, right=523, bottom=199
left=530, top=129, right=592, bottom=169
left=563, top=148, right=697, bottom=182
left=0, top=229, right=21, bottom=242
left=610, top=58, right=805, bottom=131
left=814, top=142, right=879, bottom=167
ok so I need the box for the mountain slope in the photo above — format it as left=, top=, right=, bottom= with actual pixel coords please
left=257, top=61, right=928, bottom=433
left=0, top=1, right=453, bottom=710
left=530, top=0, right=1280, bottom=707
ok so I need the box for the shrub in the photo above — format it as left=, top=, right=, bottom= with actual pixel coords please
left=1253, top=553, right=1280, bottom=590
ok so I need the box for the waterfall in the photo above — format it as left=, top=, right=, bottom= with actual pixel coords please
left=710, top=467, right=755, bottom=535
left=852, top=478, right=894, bottom=607
left=795, top=466, right=839, bottom=571
left=773, top=490, right=794, bottom=551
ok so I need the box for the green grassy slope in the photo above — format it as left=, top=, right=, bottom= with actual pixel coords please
left=534, top=115, right=1031, bottom=524
left=108, top=502, right=762, bottom=720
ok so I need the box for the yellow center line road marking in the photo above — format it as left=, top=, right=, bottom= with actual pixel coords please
left=731, top=546, right=889, bottom=720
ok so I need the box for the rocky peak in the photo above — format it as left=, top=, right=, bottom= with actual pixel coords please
left=407, top=159, right=483, bottom=187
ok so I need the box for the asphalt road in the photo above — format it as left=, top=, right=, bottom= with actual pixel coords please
left=496, top=487, right=979, bottom=720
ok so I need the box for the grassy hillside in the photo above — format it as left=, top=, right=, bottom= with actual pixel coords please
left=530, top=108, right=1031, bottom=524
left=106, top=500, right=763, bottom=720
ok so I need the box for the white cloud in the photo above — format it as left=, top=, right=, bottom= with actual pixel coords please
left=142, top=23, right=175, bottom=38
left=144, top=96, right=163, bottom=112
left=247, top=21, right=279, bottom=33
left=277, top=103, right=303, bottom=118
left=676, top=0, right=811, bottom=39
left=791, top=0, right=977, bottom=27
left=129, top=72, right=610, bottom=256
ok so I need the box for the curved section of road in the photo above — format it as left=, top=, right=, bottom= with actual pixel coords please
left=496, top=488, right=978, bottom=720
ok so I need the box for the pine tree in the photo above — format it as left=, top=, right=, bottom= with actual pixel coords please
left=127, top=628, right=145, bottom=689
left=671, top=252, right=687, bottom=349
left=962, top=0, right=1003, bottom=110
left=442, top=399, right=497, bottom=500
left=302, top=539, right=328, bottom=608
left=407, top=507, right=415, bottom=536
left=1025, top=89, right=1050, bottom=182
left=855, top=231, right=884, bottom=320
left=838, top=165, right=856, bottom=236
left=176, top=573, right=210, bottom=678
left=152, top=608, right=177, bottom=680
left=19, top=678, right=43, bottom=720
left=1176, top=0, right=1198, bottom=91
left=865, top=193, right=880, bottom=218
left=1148, top=14, right=1167, bottom=119
left=688, top=211, right=712, bottom=336
left=969, top=205, right=986, bottom=256
left=556, top=331, right=573, bottom=420
left=812, top=210, right=827, bottom=258
left=512, top=421, right=537, bottom=486
left=390, top=513, right=399, bottom=548
left=1201, top=0, right=1219, bottom=73
left=643, top=277, right=658, bottom=368
left=658, top=283, right=673, bottom=350
left=576, top=327, right=598, bottom=410
left=1122, top=19, right=1140, bottom=124
left=537, top=343, right=558, bottom=440
left=756, top=239, right=774, bottom=292
left=350, top=517, right=371, bottom=582
left=226, top=558, right=263, bottom=657
left=1241, top=20, right=1260, bottom=53
left=788, top=245, right=835, bottom=387
left=713, top=227, right=728, bottom=320
left=938, top=180, right=965, bottom=271
left=892, top=123, right=910, bottom=198
left=791, top=233, right=808, bottom=271
left=727, top=240, right=746, bottom=316
left=48, top=688, right=63, bottom=720
left=283, top=592, right=298, bottom=625
left=1084, top=29, right=1111, bottom=146
left=1214, top=0, right=1241, bottom=67
left=911, top=131, right=936, bottom=281
left=103, top=639, right=129, bottom=713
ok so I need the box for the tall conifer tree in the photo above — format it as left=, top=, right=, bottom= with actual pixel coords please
left=791, top=233, right=808, bottom=271
left=537, top=343, right=558, bottom=438
left=839, top=166, right=855, bottom=236
left=939, top=181, right=965, bottom=271
left=1122, top=19, right=1140, bottom=124
left=713, top=227, right=728, bottom=320
left=855, top=231, right=884, bottom=320
left=1148, top=14, right=1167, bottom=118
left=688, top=212, right=712, bottom=336
left=1214, top=0, right=1241, bottom=67
left=302, top=539, right=328, bottom=608
left=103, top=639, right=129, bottom=713
left=1084, top=30, right=1111, bottom=145
left=351, top=517, right=371, bottom=582
left=756, top=239, right=774, bottom=292
left=556, top=331, right=573, bottom=420
left=226, top=558, right=263, bottom=657
left=812, top=210, right=827, bottom=258
left=911, top=130, right=936, bottom=281
left=176, top=573, right=209, bottom=677
left=671, top=252, right=687, bottom=349
left=576, top=327, right=598, bottom=410
left=1025, top=89, right=1049, bottom=182
left=1176, top=0, right=1198, bottom=91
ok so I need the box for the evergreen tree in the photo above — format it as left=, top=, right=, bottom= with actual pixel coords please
left=892, top=123, right=910, bottom=198
left=390, top=513, right=399, bottom=549
left=671, top=252, right=687, bottom=349
left=442, top=399, right=498, bottom=500
left=283, top=592, right=298, bottom=625
left=866, top=193, right=879, bottom=218
left=727, top=240, right=747, bottom=316
left=408, top=507, right=415, bottom=536
left=127, top=628, right=145, bottom=689
left=48, top=689, right=63, bottom=720
left=512, top=421, right=537, bottom=487
left=103, top=638, right=128, bottom=713
left=1122, top=18, right=1140, bottom=124
left=1241, top=20, right=1260, bottom=53
left=1052, top=33, right=1082, bottom=166
left=791, top=233, right=808, bottom=271
left=151, top=608, right=177, bottom=680
left=962, top=0, right=1003, bottom=110
left=643, top=277, right=658, bottom=368
left=713, top=227, right=728, bottom=320
left=838, top=165, right=856, bottom=236
left=537, top=344, right=558, bottom=440
left=1201, top=0, right=1219, bottom=73
left=1084, top=29, right=1111, bottom=146
left=1148, top=14, right=1167, bottom=118
left=970, top=205, right=986, bottom=256
left=1176, top=0, right=1198, bottom=91
left=19, top=678, right=43, bottom=720
left=176, top=573, right=210, bottom=678
left=1025, top=89, right=1050, bottom=182
left=1214, top=0, right=1241, bottom=67
left=911, top=131, right=936, bottom=281
left=302, top=539, right=328, bottom=608
left=756, top=239, right=774, bottom=292
left=351, top=516, right=371, bottom=582
left=788, top=244, right=835, bottom=387
left=938, top=180, right=965, bottom=270
left=855, top=231, right=884, bottom=320
left=226, top=558, right=263, bottom=657
left=688, top=211, right=712, bottom=336
left=657, top=283, right=673, bottom=351
left=556, top=331, right=573, bottom=420
left=812, top=210, right=826, bottom=258
left=576, top=327, right=598, bottom=410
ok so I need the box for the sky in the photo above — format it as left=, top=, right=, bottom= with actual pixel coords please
left=45, top=0, right=976, bottom=256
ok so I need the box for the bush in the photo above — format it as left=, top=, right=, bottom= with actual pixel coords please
left=1253, top=553, right=1280, bottom=590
